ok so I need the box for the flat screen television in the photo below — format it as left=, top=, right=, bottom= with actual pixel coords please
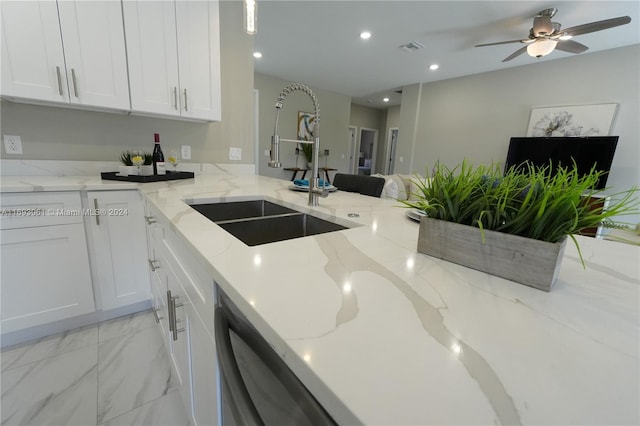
left=504, top=136, right=619, bottom=190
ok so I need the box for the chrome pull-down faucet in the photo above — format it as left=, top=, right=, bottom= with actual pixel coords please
left=268, top=83, right=328, bottom=206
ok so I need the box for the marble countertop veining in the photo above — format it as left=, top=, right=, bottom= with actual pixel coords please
left=0, top=175, right=139, bottom=192
left=2, top=174, right=639, bottom=425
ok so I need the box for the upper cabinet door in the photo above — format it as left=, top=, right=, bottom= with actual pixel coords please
left=57, top=1, right=130, bottom=110
left=175, top=0, right=221, bottom=121
left=1, top=0, right=129, bottom=111
left=1, top=1, right=69, bottom=103
left=123, top=1, right=181, bottom=117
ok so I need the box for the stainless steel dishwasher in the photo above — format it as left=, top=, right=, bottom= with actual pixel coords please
left=215, top=288, right=336, bottom=426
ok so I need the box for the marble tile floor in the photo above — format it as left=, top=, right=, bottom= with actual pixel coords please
left=1, top=310, right=191, bottom=426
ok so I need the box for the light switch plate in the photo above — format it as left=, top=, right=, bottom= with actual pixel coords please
left=4, top=135, right=23, bottom=154
left=181, top=145, right=191, bottom=160
left=229, top=147, right=242, bottom=161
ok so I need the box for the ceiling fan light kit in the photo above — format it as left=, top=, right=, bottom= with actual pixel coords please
left=475, top=8, right=632, bottom=62
left=527, top=39, right=558, bottom=58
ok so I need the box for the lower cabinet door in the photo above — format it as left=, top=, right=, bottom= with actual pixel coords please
left=163, top=249, right=193, bottom=417
left=189, top=307, right=218, bottom=426
left=87, top=190, right=151, bottom=310
left=0, top=224, right=95, bottom=333
left=162, top=242, right=218, bottom=425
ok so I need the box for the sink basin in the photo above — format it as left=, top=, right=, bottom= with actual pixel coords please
left=190, top=199, right=297, bottom=222
left=218, top=213, right=347, bottom=246
left=188, top=198, right=351, bottom=246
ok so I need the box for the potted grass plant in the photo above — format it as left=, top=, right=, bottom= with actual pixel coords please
left=401, top=160, right=638, bottom=291
left=119, top=151, right=137, bottom=176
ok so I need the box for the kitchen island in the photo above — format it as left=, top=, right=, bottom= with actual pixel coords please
left=2, top=173, right=639, bottom=425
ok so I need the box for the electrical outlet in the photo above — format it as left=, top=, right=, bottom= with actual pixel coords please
left=4, top=135, right=23, bottom=154
left=229, top=147, right=242, bottom=161
left=181, top=145, right=191, bottom=160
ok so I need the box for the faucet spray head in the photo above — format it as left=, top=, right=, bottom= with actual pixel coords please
left=268, top=134, right=281, bottom=168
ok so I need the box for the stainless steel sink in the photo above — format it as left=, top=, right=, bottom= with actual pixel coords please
left=188, top=199, right=350, bottom=246
left=190, top=199, right=297, bottom=222
left=217, top=213, right=347, bottom=246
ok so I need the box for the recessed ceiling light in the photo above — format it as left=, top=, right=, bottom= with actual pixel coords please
left=253, top=51, right=262, bottom=58
left=383, top=97, right=390, bottom=102
left=429, top=64, right=439, bottom=71
left=360, top=31, right=372, bottom=40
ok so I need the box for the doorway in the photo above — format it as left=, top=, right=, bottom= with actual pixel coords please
left=353, top=128, right=378, bottom=176
left=385, top=127, right=399, bottom=174
left=347, top=126, right=357, bottom=174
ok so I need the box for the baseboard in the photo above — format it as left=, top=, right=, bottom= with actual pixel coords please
left=0, top=300, right=151, bottom=349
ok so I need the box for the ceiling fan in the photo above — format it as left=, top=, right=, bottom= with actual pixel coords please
left=475, top=8, right=632, bottom=62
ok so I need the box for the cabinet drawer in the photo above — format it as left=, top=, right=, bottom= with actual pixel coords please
left=1, top=192, right=84, bottom=229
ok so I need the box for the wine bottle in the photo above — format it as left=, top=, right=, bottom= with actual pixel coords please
left=152, top=133, right=165, bottom=175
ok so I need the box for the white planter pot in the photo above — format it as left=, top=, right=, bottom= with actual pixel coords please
left=139, top=165, right=154, bottom=176
left=117, top=165, right=138, bottom=176
left=417, top=217, right=567, bottom=292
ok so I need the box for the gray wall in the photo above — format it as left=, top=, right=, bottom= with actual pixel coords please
left=380, top=105, right=401, bottom=173
left=396, top=45, right=640, bottom=201
left=254, top=73, right=351, bottom=180
left=0, top=2, right=254, bottom=165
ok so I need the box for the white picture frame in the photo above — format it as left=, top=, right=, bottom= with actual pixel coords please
left=526, top=103, right=618, bottom=137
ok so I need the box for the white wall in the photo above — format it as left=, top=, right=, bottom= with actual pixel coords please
left=0, top=2, right=254, bottom=165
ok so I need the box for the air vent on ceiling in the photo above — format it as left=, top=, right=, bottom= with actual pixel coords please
left=398, top=41, right=424, bottom=52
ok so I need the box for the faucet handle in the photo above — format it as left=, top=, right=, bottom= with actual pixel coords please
left=311, top=185, right=329, bottom=198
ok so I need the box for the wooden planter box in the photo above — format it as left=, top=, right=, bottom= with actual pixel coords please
left=417, top=217, right=567, bottom=291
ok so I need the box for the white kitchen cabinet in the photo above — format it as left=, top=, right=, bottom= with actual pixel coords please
left=162, top=247, right=193, bottom=417
left=144, top=201, right=218, bottom=425
left=86, top=190, right=151, bottom=311
left=163, top=243, right=219, bottom=426
left=175, top=0, right=222, bottom=121
left=188, top=303, right=219, bottom=426
left=123, top=0, right=221, bottom=121
left=1, top=0, right=130, bottom=111
left=0, top=192, right=95, bottom=334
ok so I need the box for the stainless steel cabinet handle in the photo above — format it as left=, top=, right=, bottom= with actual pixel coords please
left=152, top=307, right=162, bottom=323
left=93, top=199, right=100, bottom=225
left=170, top=292, right=184, bottom=341
left=173, top=86, right=178, bottom=110
left=167, top=290, right=174, bottom=332
left=148, top=259, right=159, bottom=271
left=173, top=324, right=185, bottom=341
left=183, top=88, right=188, bottom=111
left=71, top=68, right=79, bottom=97
left=145, top=216, right=157, bottom=225
left=56, top=66, right=63, bottom=95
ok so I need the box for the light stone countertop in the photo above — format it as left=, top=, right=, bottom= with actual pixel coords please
left=2, top=174, right=639, bottom=425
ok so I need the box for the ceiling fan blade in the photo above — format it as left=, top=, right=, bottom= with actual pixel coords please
left=475, top=39, right=526, bottom=47
left=555, top=39, right=589, bottom=54
left=562, top=16, right=631, bottom=37
left=502, top=46, right=528, bottom=62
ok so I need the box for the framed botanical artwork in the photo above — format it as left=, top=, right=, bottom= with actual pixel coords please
left=526, top=103, right=618, bottom=137
left=297, top=111, right=316, bottom=141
